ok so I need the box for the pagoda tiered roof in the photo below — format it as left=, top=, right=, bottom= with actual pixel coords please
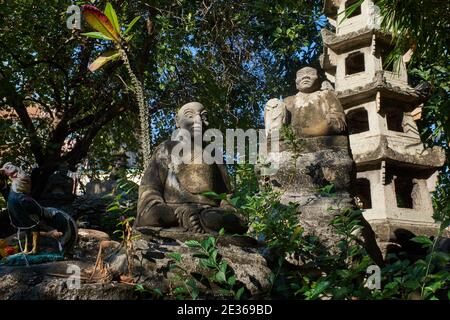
left=336, top=71, right=425, bottom=106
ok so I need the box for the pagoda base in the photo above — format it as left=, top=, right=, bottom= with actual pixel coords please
left=366, top=218, right=449, bottom=257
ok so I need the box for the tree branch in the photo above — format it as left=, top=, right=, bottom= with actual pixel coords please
left=0, top=76, right=45, bottom=164
left=61, top=103, right=127, bottom=166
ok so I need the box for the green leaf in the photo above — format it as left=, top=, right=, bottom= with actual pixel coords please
left=152, top=288, right=163, bottom=297
left=219, top=288, right=232, bottom=297
left=200, top=258, right=216, bottom=269
left=186, top=278, right=197, bottom=289
left=336, top=269, right=351, bottom=279
left=230, top=197, right=239, bottom=207
left=191, top=288, right=199, bottom=300
left=81, top=31, right=113, bottom=41
left=219, top=261, right=228, bottom=274
left=320, top=183, right=335, bottom=195
left=338, top=0, right=363, bottom=25
left=307, top=281, right=330, bottom=300
left=134, top=284, right=145, bottom=292
left=167, top=252, right=182, bottom=262
left=201, top=191, right=221, bottom=199
left=215, top=271, right=226, bottom=283
left=235, top=287, right=245, bottom=300
left=106, top=204, right=119, bottom=212
left=104, top=3, right=121, bottom=35
left=210, top=236, right=216, bottom=248
left=185, top=240, right=201, bottom=248
left=411, top=236, right=433, bottom=247
left=202, top=237, right=215, bottom=250
left=219, top=228, right=225, bottom=236
left=426, top=281, right=444, bottom=293
left=124, top=16, right=141, bottom=35
left=210, top=250, right=218, bottom=263
left=227, top=276, right=236, bottom=286
left=192, top=253, right=209, bottom=259
left=174, top=287, right=187, bottom=295
left=440, top=219, right=450, bottom=230
left=125, top=34, right=135, bottom=42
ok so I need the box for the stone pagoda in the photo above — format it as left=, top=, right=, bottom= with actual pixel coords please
left=320, top=0, right=446, bottom=249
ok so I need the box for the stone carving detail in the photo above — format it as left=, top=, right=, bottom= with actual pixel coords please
left=134, top=102, right=247, bottom=235
left=264, top=98, right=287, bottom=138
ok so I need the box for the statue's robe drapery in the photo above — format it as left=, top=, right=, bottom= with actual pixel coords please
left=284, top=89, right=347, bottom=138
left=135, top=140, right=246, bottom=234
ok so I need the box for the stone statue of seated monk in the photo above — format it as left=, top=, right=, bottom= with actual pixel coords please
left=264, top=67, right=384, bottom=265
left=134, top=102, right=247, bottom=235
left=265, top=66, right=354, bottom=194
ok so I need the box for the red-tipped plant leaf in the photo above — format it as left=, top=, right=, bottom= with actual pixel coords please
left=81, top=4, right=121, bottom=43
left=88, top=50, right=121, bottom=72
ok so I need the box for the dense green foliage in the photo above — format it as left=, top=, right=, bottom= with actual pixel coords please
left=167, top=231, right=246, bottom=300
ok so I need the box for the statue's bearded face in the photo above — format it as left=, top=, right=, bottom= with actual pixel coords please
left=296, top=68, right=319, bottom=93
left=176, top=102, right=208, bottom=136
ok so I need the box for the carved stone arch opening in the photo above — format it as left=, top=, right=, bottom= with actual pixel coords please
left=345, top=52, right=365, bottom=75
left=347, top=107, right=369, bottom=134
left=394, top=176, right=414, bottom=209
left=355, top=178, right=372, bottom=209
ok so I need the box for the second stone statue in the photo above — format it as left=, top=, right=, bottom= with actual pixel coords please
left=264, top=66, right=384, bottom=265
left=134, top=102, right=247, bottom=235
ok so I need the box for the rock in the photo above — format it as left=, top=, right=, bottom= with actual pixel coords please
left=74, top=228, right=119, bottom=260
left=78, top=228, right=110, bottom=241
left=0, top=260, right=138, bottom=300
left=107, top=227, right=272, bottom=298
left=267, top=144, right=356, bottom=254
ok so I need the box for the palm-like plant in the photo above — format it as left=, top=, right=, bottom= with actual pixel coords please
left=375, top=0, right=449, bottom=65
left=81, top=3, right=151, bottom=166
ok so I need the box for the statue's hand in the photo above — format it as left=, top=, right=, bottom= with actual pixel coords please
left=174, top=205, right=204, bottom=233
left=326, top=114, right=346, bottom=133
left=152, top=203, right=176, bottom=219
left=135, top=202, right=178, bottom=228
